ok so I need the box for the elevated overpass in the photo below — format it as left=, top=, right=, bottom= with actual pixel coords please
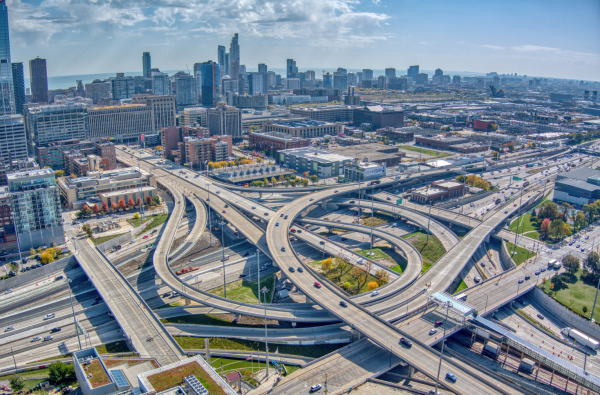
left=266, top=178, right=542, bottom=394
left=70, top=233, right=184, bottom=365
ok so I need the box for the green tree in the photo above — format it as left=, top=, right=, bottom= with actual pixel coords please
left=54, top=170, right=65, bottom=178
left=309, top=175, right=319, bottom=185
left=49, top=361, right=73, bottom=384
left=301, top=178, right=309, bottom=187
left=82, top=224, right=93, bottom=238
left=562, top=254, right=580, bottom=274
left=154, top=195, right=161, bottom=205
left=549, top=219, right=565, bottom=239
left=9, top=375, right=25, bottom=393
left=133, top=213, right=140, bottom=220
left=586, top=252, right=600, bottom=274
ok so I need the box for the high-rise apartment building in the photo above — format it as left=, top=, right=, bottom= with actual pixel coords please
left=416, top=73, right=428, bottom=85
left=248, top=73, right=266, bottom=95
left=142, top=52, right=151, bottom=78
left=362, top=69, right=373, bottom=81
left=109, top=73, right=135, bottom=101
left=201, top=61, right=220, bottom=108
left=407, top=65, right=419, bottom=81
left=0, top=2, right=15, bottom=115
left=217, top=45, right=226, bottom=71
left=181, top=107, right=208, bottom=127
left=29, top=57, right=48, bottom=104
left=11, top=63, right=25, bottom=115
left=85, top=79, right=111, bottom=104
left=25, top=103, right=88, bottom=148
left=305, top=70, right=315, bottom=81
left=347, top=72, right=357, bottom=86
left=0, top=115, right=27, bottom=165
left=333, top=73, right=347, bottom=89
left=385, top=68, right=396, bottom=81
left=257, top=64, right=268, bottom=93
left=224, top=53, right=230, bottom=77
left=453, top=75, right=461, bottom=86
left=8, top=168, right=64, bottom=250
left=286, top=59, right=298, bottom=79
left=323, top=73, right=332, bottom=88
left=207, top=103, right=242, bottom=141
left=175, top=74, right=198, bottom=111
left=377, top=76, right=386, bottom=89
left=151, top=72, right=170, bottom=96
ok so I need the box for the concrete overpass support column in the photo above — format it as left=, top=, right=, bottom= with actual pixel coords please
left=234, top=313, right=241, bottom=321
left=407, top=365, right=415, bottom=378
left=292, top=320, right=296, bottom=328
left=485, top=233, right=491, bottom=243
left=320, top=200, right=329, bottom=210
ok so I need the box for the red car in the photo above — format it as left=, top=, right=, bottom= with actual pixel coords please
left=290, top=229, right=296, bottom=233
left=222, top=210, right=227, bottom=213
left=514, top=204, right=517, bottom=207
left=434, top=321, right=443, bottom=326
left=314, top=281, right=321, bottom=288
left=143, top=235, right=149, bottom=239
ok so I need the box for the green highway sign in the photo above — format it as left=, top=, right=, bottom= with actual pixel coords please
left=513, top=176, right=522, bottom=181
left=396, top=198, right=403, bottom=205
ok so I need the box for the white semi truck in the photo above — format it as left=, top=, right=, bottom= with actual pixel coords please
left=561, top=327, right=600, bottom=350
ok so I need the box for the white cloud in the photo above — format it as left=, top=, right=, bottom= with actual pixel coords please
left=372, top=0, right=381, bottom=4
left=7, top=0, right=391, bottom=46
left=512, top=45, right=560, bottom=52
left=482, top=45, right=504, bottom=50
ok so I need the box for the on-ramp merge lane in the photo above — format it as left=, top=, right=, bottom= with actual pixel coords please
left=266, top=184, right=539, bottom=395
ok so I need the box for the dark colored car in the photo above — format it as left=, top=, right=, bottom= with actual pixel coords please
left=400, top=337, right=412, bottom=347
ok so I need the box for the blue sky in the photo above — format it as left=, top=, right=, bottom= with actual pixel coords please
left=6, top=0, right=600, bottom=81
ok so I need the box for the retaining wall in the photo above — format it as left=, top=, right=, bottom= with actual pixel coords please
left=530, top=287, right=600, bottom=340
left=0, top=255, right=76, bottom=290
left=500, top=240, right=517, bottom=269
left=96, top=218, right=153, bottom=252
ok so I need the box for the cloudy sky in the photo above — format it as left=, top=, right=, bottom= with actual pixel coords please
left=6, top=0, right=600, bottom=81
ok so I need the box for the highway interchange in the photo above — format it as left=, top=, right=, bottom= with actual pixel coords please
left=1, top=144, right=599, bottom=395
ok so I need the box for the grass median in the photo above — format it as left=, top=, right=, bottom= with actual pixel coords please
left=402, top=231, right=446, bottom=274
left=505, top=241, right=535, bottom=265
left=398, top=145, right=452, bottom=158
left=209, top=274, right=276, bottom=304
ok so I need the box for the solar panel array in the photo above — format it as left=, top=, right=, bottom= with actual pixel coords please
left=185, top=375, right=209, bottom=395
left=110, top=370, right=130, bottom=388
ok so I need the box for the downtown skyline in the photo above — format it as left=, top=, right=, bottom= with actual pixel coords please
left=3, top=0, right=600, bottom=82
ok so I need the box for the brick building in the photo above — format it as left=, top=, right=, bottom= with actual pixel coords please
left=411, top=181, right=466, bottom=203
left=248, top=131, right=310, bottom=153
left=376, top=127, right=414, bottom=142
left=161, top=125, right=211, bottom=158
left=263, top=120, right=342, bottom=138
left=415, top=136, right=489, bottom=153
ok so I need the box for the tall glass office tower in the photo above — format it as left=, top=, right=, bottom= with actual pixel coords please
left=0, top=2, right=15, bottom=115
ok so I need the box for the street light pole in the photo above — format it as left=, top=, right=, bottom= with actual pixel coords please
left=370, top=185, right=374, bottom=255
left=261, top=286, right=270, bottom=378
left=590, top=275, right=600, bottom=321
left=68, top=279, right=82, bottom=350
left=207, top=184, right=212, bottom=246
left=11, top=212, right=22, bottom=264
left=221, top=222, right=227, bottom=298
left=434, top=302, right=452, bottom=395
left=427, top=201, right=432, bottom=243
left=257, top=248, right=260, bottom=292
left=512, top=189, right=523, bottom=256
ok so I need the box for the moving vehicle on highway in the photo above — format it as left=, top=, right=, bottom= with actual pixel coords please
left=446, top=372, right=457, bottom=382
left=400, top=337, right=412, bottom=347
left=44, top=313, right=55, bottom=320
left=310, top=384, right=322, bottom=392
left=561, top=327, right=600, bottom=350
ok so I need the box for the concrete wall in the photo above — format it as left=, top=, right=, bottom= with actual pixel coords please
left=96, top=218, right=153, bottom=252
left=0, top=255, right=76, bottom=291
left=530, top=287, right=600, bottom=341
left=500, top=240, right=517, bottom=269
left=435, top=190, right=495, bottom=209
left=17, top=227, right=66, bottom=252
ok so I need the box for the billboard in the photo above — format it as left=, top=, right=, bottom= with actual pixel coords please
left=364, top=165, right=385, bottom=178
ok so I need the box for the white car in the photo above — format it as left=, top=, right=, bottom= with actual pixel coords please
left=5, top=288, right=12, bottom=294
left=252, top=206, right=256, bottom=209
left=44, top=313, right=55, bottom=320
left=371, top=291, right=380, bottom=297
left=310, top=384, right=322, bottom=392
left=32, top=336, right=42, bottom=341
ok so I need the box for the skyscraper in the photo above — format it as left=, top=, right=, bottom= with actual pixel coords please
left=175, top=74, right=198, bottom=111
left=201, top=61, right=220, bottom=108
left=385, top=68, right=396, bottom=80
left=407, top=65, right=419, bottom=81
left=362, top=69, right=373, bottom=81
left=229, top=33, right=239, bottom=75
left=286, top=59, right=298, bottom=79
left=11, top=62, right=25, bottom=115
left=224, top=53, right=230, bottom=76
left=110, top=73, right=135, bottom=100
left=142, top=52, right=151, bottom=78
left=258, top=64, right=268, bottom=93
left=218, top=45, right=226, bottom=71
left=151, top=72, right=170, bottom=96
left=29, top=57, right=48, bottom=104
left=0, top=2, right=15, bottom=115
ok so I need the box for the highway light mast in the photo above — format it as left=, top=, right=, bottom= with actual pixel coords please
left=220, top=221, right=227, bottom=298
left=434, top=302, right=452, bottom=395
